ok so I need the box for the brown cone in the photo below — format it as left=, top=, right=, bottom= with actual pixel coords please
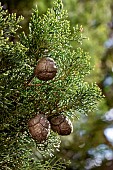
left=34, top=57, right=57, bottom=81
left=28, top=114, right=50, bottom=143
left=49, top=114, right=73, bottom=136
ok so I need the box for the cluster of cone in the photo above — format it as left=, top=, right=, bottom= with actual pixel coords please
left=28, top=57, right=73, bottom=143
left=28, top=114, right=73, bottom=143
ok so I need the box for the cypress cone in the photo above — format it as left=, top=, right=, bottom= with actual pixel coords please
left=34, top=57, right=57, bottom=81
left=28, top=114, right=50, bottom=143
left=49, top=114, right=73, bottom=136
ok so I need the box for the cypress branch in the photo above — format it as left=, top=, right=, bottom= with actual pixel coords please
left=0, top=0, right=102, bottom=169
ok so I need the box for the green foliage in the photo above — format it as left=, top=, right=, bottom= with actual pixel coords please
left=0, top=6, right=25, bottom=72
left=19, top=0, right=101, bottom=117
left=35, top=157, right=70, bottom=170
left=0, top=0, right=102, bottom=169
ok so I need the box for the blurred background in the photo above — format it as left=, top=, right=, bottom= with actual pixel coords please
left=1, top=0, right=113, bottom=169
